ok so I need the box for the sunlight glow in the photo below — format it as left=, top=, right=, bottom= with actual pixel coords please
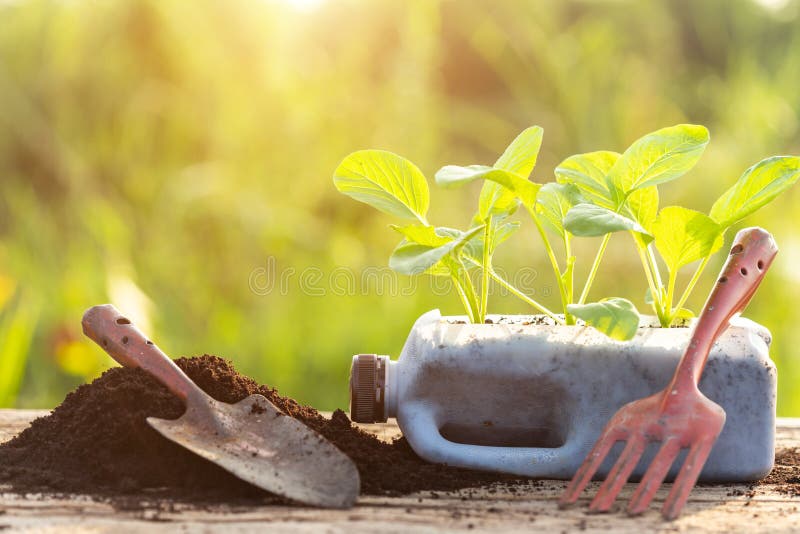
left=275, top=0, right=326, bottom=12
left=753, top=0, right=791, bottom=11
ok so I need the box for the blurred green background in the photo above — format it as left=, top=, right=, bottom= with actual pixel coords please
left=1, top=0, right=799, bottom=414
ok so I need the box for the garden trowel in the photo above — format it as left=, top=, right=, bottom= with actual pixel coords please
left=82, top=304, right=360, bottom=509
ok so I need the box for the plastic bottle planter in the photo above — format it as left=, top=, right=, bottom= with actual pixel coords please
left=349, top=309, right=776, bottom=482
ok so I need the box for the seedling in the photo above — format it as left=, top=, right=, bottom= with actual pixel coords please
left=556, top=125, right=800, bottom=330
left=333, top=125, right=800, bottom=340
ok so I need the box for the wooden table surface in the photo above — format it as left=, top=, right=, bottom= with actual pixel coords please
left=1, top=410, right=798, bottom=533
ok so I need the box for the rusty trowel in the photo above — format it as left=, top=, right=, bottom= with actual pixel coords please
left=82, top=304, right=360, bottom=508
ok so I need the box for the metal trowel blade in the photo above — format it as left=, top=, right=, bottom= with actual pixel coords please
left=147, top=393, right=360, bottom=508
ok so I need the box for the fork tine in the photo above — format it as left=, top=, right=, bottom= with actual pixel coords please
left=627, top=438, right=682, bottom=516
left=559, top=428, right=624, bottom=508
left=661, top=438, right=715, bottom=520
left=588, top=436, right=646, bottom=513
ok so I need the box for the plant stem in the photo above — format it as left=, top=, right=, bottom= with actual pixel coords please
left=464, top=256, right=561, bottom=323
left=635, top=239, right=664, bottom=321
left=480, top=218, right=493, bottom=323
left=460, top=263, right=482, bottom=324
left=578, top=233, right=611, bottom=304
left=672, top=254, right=712, bottom=319
left=489, top=269, right=564, bottom=324
left=526, top=206, right=573, bottom=323
left=646, top=244, right=666, bottom=297
left=450, top=273, right=478, bottom=323
left=563, top=234, right=575, bottom=325
left=665, top=268, right=678, bottom=323
left=562, top=255, right=576, bottom=325
left=575, top=194, right=635, bottom=307
left=643, top=243, right=670, bottom=326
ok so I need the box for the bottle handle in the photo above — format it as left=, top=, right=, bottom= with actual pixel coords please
left=400, top=404, right=576, bottom=478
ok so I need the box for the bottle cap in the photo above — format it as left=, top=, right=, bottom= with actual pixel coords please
left=349, top=354, right=388, bottom=423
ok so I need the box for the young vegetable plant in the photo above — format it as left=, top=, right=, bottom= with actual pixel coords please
left=333, top=124, right=800, bottom=340
left=436, top=128, right=640, bottom=338
left=332, top=131, right=560, bottom=324
left=557, top=125, right=800, bottom=328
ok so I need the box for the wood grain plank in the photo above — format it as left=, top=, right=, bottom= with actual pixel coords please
left=0, top=410, right=798, bottom=532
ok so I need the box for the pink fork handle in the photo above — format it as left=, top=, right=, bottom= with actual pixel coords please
left=672, top=227, right=778, bottom=390
left=82, top=304, right=204, bottom=403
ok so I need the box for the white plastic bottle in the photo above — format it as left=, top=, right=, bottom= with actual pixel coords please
left=349, top=309, right=776, bottom=482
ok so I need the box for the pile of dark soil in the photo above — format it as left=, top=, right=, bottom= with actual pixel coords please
left=0, top=355, right=521, bottom=505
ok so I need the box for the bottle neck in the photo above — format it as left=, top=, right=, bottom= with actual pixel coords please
left=385, top=360, right=400, bottom=419
left=348, top=354, right=399, bottom=423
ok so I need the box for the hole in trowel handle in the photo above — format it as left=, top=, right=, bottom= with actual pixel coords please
left=116, top=317, right=131, bottom=325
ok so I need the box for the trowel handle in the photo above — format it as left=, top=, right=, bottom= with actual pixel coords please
left=82, top=304, right=204, bottom=403
left=672, top=228, right=778, bottom=390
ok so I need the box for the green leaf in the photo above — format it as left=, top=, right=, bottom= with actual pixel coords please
left=623, top=186, right=659, bottom=231
left=391, top=224, right=452, bottom=248
left=709, top=156, right=800, bottom=228
left=389, top=242, right=453, bottom=276
left=431, top=226, right=464, bottom=241
left=554, top=151, right=620, bottom=208
left=479, top=126, right=544, bottom=220
left=478, top=182, right=519, bottom=220
left=535, top=183, right=585, bottom=237
left=608, top=124, right=710, bottom=194
left=435, top=164, right=493, bottom=186
left=564, top=203, right=652, bottom=239
left=389, top=225, right=484, bottom=275
left=652, top=206, right=724, bottom=272
left=333, top=150, right=429, bottom=223
left=493, top=220, right=521, bottom=245
left=435, top=226, right=482, bottom=274
left=435, top=165, right=541, bottom=217
left=494, top=126, right=544, bottom=178
left=463, top=220, right=521, bottom=265
left=567, top=298, right=640, bottom=341
left=390, top=225, right=457, bottom=276
left=434, top=127, right=543, bottom=221
left=555, top=151, right=659, bottom=231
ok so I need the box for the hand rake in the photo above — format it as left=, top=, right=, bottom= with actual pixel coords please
left=559, top=227, right=778, bottom=520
